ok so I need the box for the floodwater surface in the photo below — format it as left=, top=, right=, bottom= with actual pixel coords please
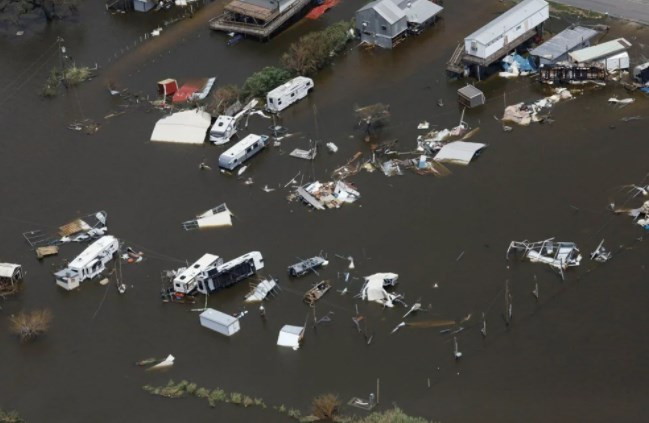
left=1, top=1, right=648, bottom=422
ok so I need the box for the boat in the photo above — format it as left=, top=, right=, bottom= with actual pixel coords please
left=288, top=256, right=328, bottom=277
left=303, top=280, right=331, bottom=305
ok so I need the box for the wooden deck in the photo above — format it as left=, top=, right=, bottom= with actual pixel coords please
left=209, top=0, right=311, bottom=38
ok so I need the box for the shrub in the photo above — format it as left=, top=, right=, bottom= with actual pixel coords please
left=282, top=21, right=353, bottom=76
left=312, top=393, right=340, bottom=420
left=241, top=66, right=291, bottom=98
left=10, top=309, right=52, bottom=342
left=352, top=407, right=429, bottom=423
left=0, top=408, right=24, bottom=423
left=208, top=84, right=241, bottom=115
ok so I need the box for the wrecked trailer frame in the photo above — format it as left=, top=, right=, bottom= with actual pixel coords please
left=506, top=238, right=582, bottom=279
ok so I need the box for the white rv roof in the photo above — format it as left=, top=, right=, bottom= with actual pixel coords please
left=174, top=253, right=220, bottom=284
left=217, top=251, right=262, bottom=271
left=569, top=38, right=631, bottom=63
left=213, top=115, right=234, bottom=128
left=434, top=141, right=487, bottom=165
left=221, top=134, right=265, bottom=158
left=465, top=0, right=548, bottom=45
left=150, top=109, right=211, bottom=144
left=68, top=235, right=117, bottom=270
left=200, top=308, right=238, bottom=326
left=0, top=263, right=21, bottom=278
left=267, top=77, right=313, bottom=99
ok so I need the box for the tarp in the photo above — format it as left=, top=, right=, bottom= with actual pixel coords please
left=150, top=109, right=211, bottom=145
left=434, top=141, right=487, bottom=165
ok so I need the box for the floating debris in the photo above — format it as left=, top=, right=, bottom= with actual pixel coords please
left=288, top=256, right=328, bottom=277
left=148, top=354, right=175, bottom=370
left=326, top=142, right=339, bottom=153
left=244, top=278, right=279, bottom=303
left=590, top=239, right=612, bottom=262
left=182, top=204, right=233, bottom=231
left=360, top=273, right=400, bottom=308
left=295, top=180, right=360, bottom=210
left=507, top=238, right=582, bottom=278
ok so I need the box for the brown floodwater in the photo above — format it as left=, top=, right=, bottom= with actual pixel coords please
left=1, top=1, right=648, bottom=422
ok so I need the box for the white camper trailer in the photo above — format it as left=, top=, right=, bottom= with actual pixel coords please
left=209, top=115, right=237, bottom=145
left=218, top=134, right=269, bottom=171
left=197, top=251, right=265, bottom=295
left=266, top=77, right=314, bottom=113
left=199, top=308, right=240, bottom=336
left=54, top=235, right=119, bottom=290
left=172, top=253, right=222, bottom=294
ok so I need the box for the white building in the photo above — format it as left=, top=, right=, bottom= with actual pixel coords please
left=150, top=109, right=212, bottom=145
left=569, top=38, right=632, bottom=71
left=464, top=0, right=548, bottom=62
left=200, top=308, right=241, bottom=336
left=529, top=26, right=598, bottom=66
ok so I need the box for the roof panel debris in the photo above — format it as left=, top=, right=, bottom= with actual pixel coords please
left=507, top=238, right=582, bottom=278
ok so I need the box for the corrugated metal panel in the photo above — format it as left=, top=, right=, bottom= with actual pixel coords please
left=465, top=0, right=548, bottom=45
left=374, top=0, right=405, bottom=25
left=569, top=38, right=631, bottom=63
left=530, top=26, right=598, bottom=62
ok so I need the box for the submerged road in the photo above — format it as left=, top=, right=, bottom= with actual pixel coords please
left=552, top=0, right=649, bottom=25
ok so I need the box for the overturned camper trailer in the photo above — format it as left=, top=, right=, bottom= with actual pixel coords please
left=266, top=77, right=313, bottom=113
left=54, top=235, right=119, bottom=290
left=197, top=251, right=264, bottom=295
left=218, top=134, right=269, bottom=171
left=209, top=115, right=238, bottom=145
left=167, top=251, right=263, bottom=295
left=507, top=238, right=582, bottom=278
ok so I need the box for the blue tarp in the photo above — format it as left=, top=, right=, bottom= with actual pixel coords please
left=640, top=87, right=649, bottom=94
left=502, top=53, right=537, bottom=73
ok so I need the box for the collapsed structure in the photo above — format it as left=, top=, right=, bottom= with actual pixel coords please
left=506, top=238, right=582, bottom=278
left=360, top=272, right=399, bottom=307
left=529, top=25, right=598, bottom=66
left=54, top=235, right=120, bottom=290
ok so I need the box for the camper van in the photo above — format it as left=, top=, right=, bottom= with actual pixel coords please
left=266, top=76, right=314, bottom=113
left=218, top=134, right=269, bottom=171
left=172, top=253, right=222, bottom=294
left=209, top=115, right=237, bottom=145
left=197, top=251, right=264, bottom=294
left=54, top=235, right=119, bottom=290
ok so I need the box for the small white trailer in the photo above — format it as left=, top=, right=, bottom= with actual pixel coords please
left=277, top=324, right=304, bottom=349
left=218, top=134, right=269, bottom=171
left=54, top=235, right=119, bottom=290
left=200, top=308, right=240, bottom=336
left=266, top=77, right=314, bottom=113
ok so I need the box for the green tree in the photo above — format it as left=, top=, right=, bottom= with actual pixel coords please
left=241, top=66, right=291, bottom=98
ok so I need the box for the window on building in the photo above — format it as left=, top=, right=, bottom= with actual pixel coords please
left=381, top=25, right=388, bottom=31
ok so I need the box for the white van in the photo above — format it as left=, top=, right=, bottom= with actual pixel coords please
left=266, top=76, right=314, bottom=113
left=218, top=134, right=269, bottom=171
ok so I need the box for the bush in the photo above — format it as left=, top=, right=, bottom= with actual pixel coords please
left=312, top=393, right=340, bottom=420
left=282, top=21, right=353, bottom=76
left=0, top=408, right=24, bottom=423
left=10, top=309, right=52, bottom=342
left=241, top=66, right=291, bottom=98
left=351, top=407, right=429, bottom=423
left=208, top=84, right=241, bottom=115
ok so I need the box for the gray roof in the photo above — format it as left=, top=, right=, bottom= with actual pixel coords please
left=396, top=0, right=443, bottom=24
left=458, top=84, right=484, bottom=99
left=530, top=26, right=598, bottom=61
left=466, top=0, right=548, bottom=45
left=359, top=0, right=405, bottom=25
left=569, top=38, right=631, bottom=63
left=358, top=0, right=442, bottom=25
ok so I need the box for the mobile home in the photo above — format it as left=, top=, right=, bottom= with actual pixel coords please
left=569, top=38, right=632, bottom=71
left=197, top=251, right=264, bottom=295
left=209, top=115, right=237, bottom=145
left=54, top=235, right=119, bottom=290
left=199, top=308, right=240, bottom=336
left=464, top=0, right=548, bottom=62
left=266, top=77, right=313, bottom=113
left=218, top=134, right=269, bottom=170
left=173, top=253, right=222, bottom=294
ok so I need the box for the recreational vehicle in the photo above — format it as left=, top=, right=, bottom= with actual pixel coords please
left=172, top=253, right=222, bottom=294
left=209, top=115, right=237, bottom=145
left=197, top=251, right=264, bottom=295
left=218, top=134, right=269, bottom=171
left=266, top=77, right=314, bottom=113
left=54, top=235, right=119, bottom=290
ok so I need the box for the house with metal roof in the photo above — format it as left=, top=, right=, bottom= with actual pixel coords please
left=530, top=26, right=599, bottom=66
left=355, top=0, right=443, bottom=49
left=568, top=38, right=632, bottom=71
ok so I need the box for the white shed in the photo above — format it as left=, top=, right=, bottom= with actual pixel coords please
left=569, top=38, right=631, bottom=71
left=0, top=263, right=23, bottom=287
left=464, top=0, right=548, bottom=60
left=277, top=325, right=304, bottom=349
left=200, top=308, right=240, bottom=336
left=434, top=141, right=487, bottom=165
left=150, top=109, right=212, bottom=145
